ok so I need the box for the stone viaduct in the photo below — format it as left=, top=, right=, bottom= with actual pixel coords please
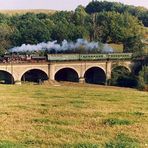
left=0, top=60, right=133, bottom=84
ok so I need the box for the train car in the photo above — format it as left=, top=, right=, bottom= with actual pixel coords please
left=108, top=53, right=132, bottom=60
left=47, top=54, right=79, bottom=61
left=80, top=54, right=107, bottom=61
left=47, top=53, right=133, bottom=61
left=31, top=56, right=46, bottom=62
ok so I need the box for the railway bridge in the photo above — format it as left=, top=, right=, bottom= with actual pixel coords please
left=0, top=59, right=133, bottom=85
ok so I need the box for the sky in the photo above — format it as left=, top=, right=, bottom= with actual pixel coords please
left=0, top=0, right=147, bottom=10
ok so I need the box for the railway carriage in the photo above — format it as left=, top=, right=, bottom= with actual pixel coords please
left=108, top=53, right=132, bottom=60
left=47, top=53, right=132, bottom=61
left=80, top=54, right=107, bottom=60
left=47, top=54, right=79, bottom=61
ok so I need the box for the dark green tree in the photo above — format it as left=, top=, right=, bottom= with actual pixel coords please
left=0, top=23, right=13, bottom=54
left=123, top=36, right=144, bottom=53
left=137, top=66, right=148, bottom=90
left=10, top=13, right=52, bottom=45
left=85, top=1, right=148, bottom=27
left=74, top=5, right=88, bottom=25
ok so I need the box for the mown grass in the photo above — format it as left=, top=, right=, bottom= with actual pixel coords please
left=0, top=83, right=147, bottom=147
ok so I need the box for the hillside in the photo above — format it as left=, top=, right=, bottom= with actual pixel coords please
left=85, top=1, right=148, bottom=27
left=0, top=1, right=147, bottom=56
left=0, top=83, right=147, bottom=147
left=0, top=9, right=56, bottom=15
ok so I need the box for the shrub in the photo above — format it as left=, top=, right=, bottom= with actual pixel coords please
left=137, top=66, right=148, bottom=90
left=103, top=118, right=132, bottom=126
left=105, top=133, right=139, bottom=148
left=111, top=66, right=138, bottom=88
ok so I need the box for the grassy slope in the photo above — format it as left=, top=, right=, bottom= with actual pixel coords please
left=0, top=9, right=56, bottom=15
left=0, top=83, right=147, bottom=147
left=108, top=43, right=123, bottom=52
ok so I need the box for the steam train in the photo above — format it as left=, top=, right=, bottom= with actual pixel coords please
left=0, top=53, right=133, bottom=63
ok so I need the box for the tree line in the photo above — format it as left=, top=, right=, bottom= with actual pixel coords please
left=85, top=1, right=148, bottom=27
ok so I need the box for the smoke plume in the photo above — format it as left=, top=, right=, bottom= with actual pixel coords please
left=9, top=39, right=113, bottom=53
left=10, top=39, right=98, bottom=52
left=101, top=44, right=113, bottom=53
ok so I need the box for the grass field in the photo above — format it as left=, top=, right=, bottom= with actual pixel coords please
left=0, top=83, right=147, bottom=147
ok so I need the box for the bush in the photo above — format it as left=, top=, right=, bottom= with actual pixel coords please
left=105, top=133, right=139, bottom=148
left=111, top=66, right=138, bottom=88
left=103, top=118, right=132, bottom=126
left=137, top=66, right=148, bottom=90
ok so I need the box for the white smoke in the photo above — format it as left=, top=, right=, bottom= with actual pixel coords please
left=101, top=44, right=113, bottom=53
left=10, top=39, right=99, bottom=52
left=9, top=39, right=113, bottom=53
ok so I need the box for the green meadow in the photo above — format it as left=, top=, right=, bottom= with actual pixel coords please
left=0, top=83, right=147, bottom=147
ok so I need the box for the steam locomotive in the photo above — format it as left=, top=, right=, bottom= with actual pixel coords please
left=0, top=53, right=133, bottom=63
left=0, top=54, right=47, bottom=63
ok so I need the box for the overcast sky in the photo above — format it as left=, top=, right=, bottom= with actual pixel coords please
left=0, top=0, right=147, bottom=10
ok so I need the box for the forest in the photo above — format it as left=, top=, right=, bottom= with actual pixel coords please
left=0, top=1, right=147, bottom=55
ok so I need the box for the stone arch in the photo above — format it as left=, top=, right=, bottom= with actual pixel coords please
left=112, top=64, right=131, bottom=73
left=82, top=65, right=106, bottom=77
left=0, top=70, right=14, bottom=84
left=84, top=67, right=106, bottom=85
left=55, top=67, right=79, bottom=82
left=21, top=68, right=48, bottom=83
left=111, top=65, right=130, bottom=74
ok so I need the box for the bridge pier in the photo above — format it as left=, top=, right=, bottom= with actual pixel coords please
left=15, top=80, right=22, bottom=85
left=105, top=61, right=112, bottom=85
left=79, top=77, right=85, bottom=84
